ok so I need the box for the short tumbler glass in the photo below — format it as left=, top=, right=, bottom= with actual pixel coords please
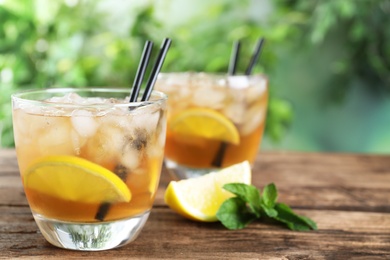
left=11, top=88, right=167, bottom=251
left=155, top=72, right=268, bottom=179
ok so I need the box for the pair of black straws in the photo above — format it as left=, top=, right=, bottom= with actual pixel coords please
left=95, top=38, right=171, bottom=221
left=212, top=37, right=266, bottom=168
left=128, top=38, right=172, bottom=103
left=228, top=38, right=265, bottom=76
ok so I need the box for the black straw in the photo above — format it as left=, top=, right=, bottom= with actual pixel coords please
left=212, top=38, right=265, bottom=168
left=245, top=38, right=265, bottom=75
left=95, top=38, right=172, bottom=221
left=228, top=41, right=241, bottom=75
left=95, top=203, right=110, bottom=221
left=141, top=38, right=172, bottom=101
left=211, top=142, right=228, bottom=168
left=211, top=40, right=241, bottom=168
left=129, top=41, right=154, bottom=102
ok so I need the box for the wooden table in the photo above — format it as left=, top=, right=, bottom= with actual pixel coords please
left=1, top=149, right=389, bottom=259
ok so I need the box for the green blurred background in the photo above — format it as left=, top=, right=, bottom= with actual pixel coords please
left=1, top=0, right=389, bottom=153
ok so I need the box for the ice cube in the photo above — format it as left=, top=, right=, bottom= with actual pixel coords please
left=192, top=86, right=226, bottom=109
left=130, top=108, right=160, bottom=135
left=14, top=102, right=42, bottom=114
left=146, top=112, right=167, bottom=158
left=70, top=129, right=87, bottom=155
left=227, top=75, right=249, bottom=89
left=14, top=110, right=59, bottom=136
left=83, top=125, right=124, bottom=164
left=223, top=102, right=246, bottom=125
left=179, top=86, right=191, bottom=97
left=47, top=93, right=85, bottom=104
left=71, top=109, right=98, bottom=137
left=146, top=143, right=163, bottom=158
left=84, top=97, right=107, bottom=104
left=119, top=125, right=155, bottom=170
left=38, top=119, right=75, bottom=155
left=156, top=76, right=191, bottom=107
left=156, top=112, right=167, bottom=147
left=47, top=93, right=114, bottom=107
left=120, top=145, right=141, bottom=170
left=221, top=88, right=246, bottom=124
left=146, top=133, right=164, bottom=158
left=156, top=73, right=191, bottom=94
left=12, top=110, right=33, bottom=145
left=98, top=113, right=127, bottom=129
left=155, top=81, right=180, bottom=95
left=245, top=81, right=267, bottom=104
left=240, top=103, right=267, bottom=135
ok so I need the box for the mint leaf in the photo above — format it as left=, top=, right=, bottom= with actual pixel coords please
left=259, top=183, right=278, bottom=218
left=223, top=183, right=261, bottom=216
left=274, top=203, right=318, bottom=231
left=261, top=183, right=277, bottom=208
left=216, top=197, right=258, bottom=230
left=217, top=183, right=318, bottom=231
left=261, top=205, right=278, bottom=218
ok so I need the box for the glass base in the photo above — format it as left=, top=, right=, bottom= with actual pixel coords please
left=165, top=159, right=217, bottom=179
left=33, top=211, right=150, bottom=251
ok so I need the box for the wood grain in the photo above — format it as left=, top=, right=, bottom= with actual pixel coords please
left=1, top=149, right=389, bottom=259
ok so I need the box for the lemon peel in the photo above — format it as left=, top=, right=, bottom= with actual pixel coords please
left=164, top=161, right=251, bottom=222
left=24, top=156, right=131, bottom=204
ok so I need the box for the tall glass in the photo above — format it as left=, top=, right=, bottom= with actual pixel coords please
left=11, top=88, right=167, bottom=251
left=155, top=72, right=268, bottom=179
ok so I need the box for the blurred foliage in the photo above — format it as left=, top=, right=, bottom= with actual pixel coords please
left=0, top=0, right=287, bottom=147
left=1, top=0, right=388, bottom=147
left=274, top=0, right=390, bottom=102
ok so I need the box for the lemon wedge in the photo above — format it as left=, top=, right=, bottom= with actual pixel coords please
left=169, top=108, right=240, bottom=145
left=164, top=161, right=251, bottom=222
left=24, top=156, right=131, bottom=204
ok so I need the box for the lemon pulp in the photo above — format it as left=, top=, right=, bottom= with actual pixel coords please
left=169, top=108, right=240, bottom=145
left=24, top=155, right=131, bottom=204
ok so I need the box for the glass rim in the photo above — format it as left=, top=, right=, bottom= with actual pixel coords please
left=156, top=72, right=268, bottom=90
left=11, top=87, right=167, bottom=109
left=158, top=71, right=268, bottom=78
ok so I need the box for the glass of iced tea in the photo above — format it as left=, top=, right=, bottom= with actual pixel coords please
left=155, top=72, right=268, bottom=179
left=11, top=88, right=167, bottom=251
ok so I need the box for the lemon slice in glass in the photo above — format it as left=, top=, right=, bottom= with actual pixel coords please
left=164, top=161, right=251, bottom=222
left=169, top=108, right=240, bottom=145
left=24, top=156, right=131, bottom=204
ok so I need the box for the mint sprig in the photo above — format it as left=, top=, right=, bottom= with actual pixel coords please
left=216, top=183, right=318, bottom=231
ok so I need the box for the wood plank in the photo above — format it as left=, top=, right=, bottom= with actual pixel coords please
left=251, top=152, right=390, bottom=212
left=0, top=206, right=388, bottom=259
left=0, top=149, right=19, bottom=174
left=253, top=152, right=390, bottom=189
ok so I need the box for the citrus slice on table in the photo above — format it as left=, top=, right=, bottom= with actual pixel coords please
left=169, top=108, right=240, bottom=145
left=24, top=156, right=131, bottom=204
left=164, top=161, right=251, bottom=222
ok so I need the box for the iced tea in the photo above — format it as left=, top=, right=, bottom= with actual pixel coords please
left=155, top=73, right=268, bottom=179
left=11, top=88, right=167, bottom=250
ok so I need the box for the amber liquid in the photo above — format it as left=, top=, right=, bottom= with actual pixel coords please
left=13, top=107, right=165, bottom=222
left=21, top=156, right=162, bottom=222
left=165, top=122, right=265, bottom=168
left=163, top=86, right=268, bottom=169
